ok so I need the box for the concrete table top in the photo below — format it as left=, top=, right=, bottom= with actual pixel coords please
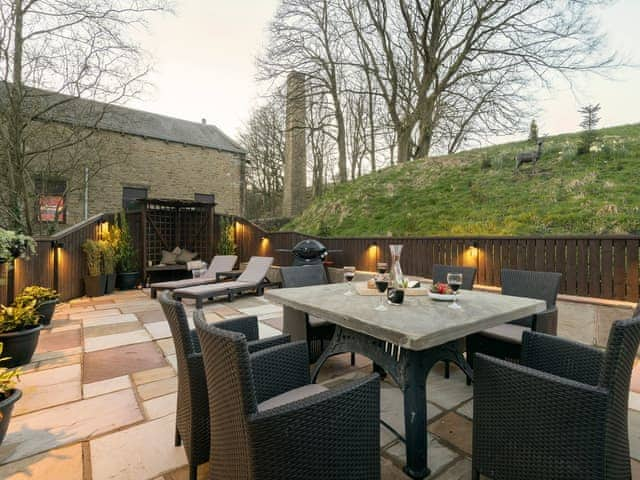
left=265, top=282, right=546, bottom=351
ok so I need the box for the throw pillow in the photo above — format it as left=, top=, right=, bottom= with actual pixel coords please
left=160, top=250, right=177, bottom=265
left=176, top=248, right=198, bottom=265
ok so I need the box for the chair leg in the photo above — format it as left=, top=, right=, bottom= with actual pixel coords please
left=174, top=427, right=181, bottom=446
left=471, top=467, right=480, bottom=480
left=444, top=360, right=450, bottom=379
left=350, top=352, right=356, bottom=366
left=189, top=463, right=197, bottom=480
left=151, top=287, right=157, bottom=299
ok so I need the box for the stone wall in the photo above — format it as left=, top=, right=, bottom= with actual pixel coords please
left=35, top=128, right=245, bottom=227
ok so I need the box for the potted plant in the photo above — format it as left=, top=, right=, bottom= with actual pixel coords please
left=115, top=211, right=139, bottom=290
left=82, top=239, right=105, bottom=297
left=0, top=343, right=21, bottom=446
left=15, top=286, right=59, bottom=326
left=0, top=229, right=36, bottom=263
left=0, top=297, right=41, bottom=367
left=100, top=240, right=117, bottom=294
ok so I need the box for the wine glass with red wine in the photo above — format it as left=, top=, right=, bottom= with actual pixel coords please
left=343, top=266, right=356, bottom=296
left=447, top=273, right=463, bottom=309
left=374, top=276, right=388, bottom=311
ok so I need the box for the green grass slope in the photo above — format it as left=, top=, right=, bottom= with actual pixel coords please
left=285, top=123, right=640, bottom=236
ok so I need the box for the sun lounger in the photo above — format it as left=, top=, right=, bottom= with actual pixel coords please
left=150, top=255, right=237, bottom=298
left=174, top=256, right=274, bottom=308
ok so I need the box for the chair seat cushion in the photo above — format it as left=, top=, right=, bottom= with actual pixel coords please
left=258, top=384, right=328, bottom=412
left=481, top=324, right=531, bottom=344
left=308, top=315, right=330, bottom=327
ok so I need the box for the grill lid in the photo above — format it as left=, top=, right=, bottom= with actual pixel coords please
left=292, top=239, right=328, bottom=260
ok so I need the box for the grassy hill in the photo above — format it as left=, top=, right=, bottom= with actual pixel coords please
left=285, top=123, right=640, bottom=236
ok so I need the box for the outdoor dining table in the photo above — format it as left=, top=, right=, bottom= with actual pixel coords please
left=265, top=282, right=546, bottom=479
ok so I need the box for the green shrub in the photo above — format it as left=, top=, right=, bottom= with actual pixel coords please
left=115, top=211, right=138, bottom=273
left=82, top=240, right=103, bottom=277
left=0, top=344, right=21, bottom=400
left=15, top=286, right=58, bottom=306
left=217, top=217, right=237, bottom=255
left=0, top=297, right=39, bottom=333
left=99, top=240, right=116, bottom=275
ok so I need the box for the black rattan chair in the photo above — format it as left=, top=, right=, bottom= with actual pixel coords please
left=193, top=309, right=381, bottom=479
left=158, top=292, right=290, bottom=480
left=433, top=264, right=477, bottom=378
left=473, top=315, right=640, bottom=479
left=465, top=269, right=561, bottom=384
left=280, top=265, right=354, bottom=366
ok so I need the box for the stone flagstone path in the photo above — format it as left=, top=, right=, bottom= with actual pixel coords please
left=0, top=288, right=639, bottom=479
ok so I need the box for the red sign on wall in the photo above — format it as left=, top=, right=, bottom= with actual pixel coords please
left=39, top=195, right=65, bottom=223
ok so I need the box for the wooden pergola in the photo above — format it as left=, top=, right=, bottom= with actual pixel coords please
left=137, top=198, right=216, bottom=281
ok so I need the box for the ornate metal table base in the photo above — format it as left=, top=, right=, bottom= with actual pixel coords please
left=311, top=325, right=473, bottom=479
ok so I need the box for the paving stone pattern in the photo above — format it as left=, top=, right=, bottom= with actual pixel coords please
left=0, top=288, right=639, bottom=479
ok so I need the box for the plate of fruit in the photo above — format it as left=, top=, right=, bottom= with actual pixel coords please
left=428, top=283, right=457, bottom=301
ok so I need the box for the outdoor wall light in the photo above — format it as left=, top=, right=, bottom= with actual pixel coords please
left=51, top=240, right=65, bottom=249
left=260, top=235, right=269, bottom=241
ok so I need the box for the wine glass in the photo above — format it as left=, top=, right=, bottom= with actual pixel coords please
left=376, top=262, right=388, bottom=274
left=447, top=273, right=463, bottom=309
left=374, top=276, right=388, bottom=311
left=343, top=266, right=356, bottom=296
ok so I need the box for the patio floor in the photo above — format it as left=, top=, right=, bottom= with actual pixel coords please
left=1, top=288, right=640, bottom=479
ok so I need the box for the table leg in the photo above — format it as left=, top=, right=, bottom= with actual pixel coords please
left=281, top=306, right=308, bottom=343
left=402, top=349, right=430, bottom=479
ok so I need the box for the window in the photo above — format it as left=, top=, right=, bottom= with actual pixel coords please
left=35, top=177, right=67, bottom=223
left=122, top=186, right=148, bottom=210
left=194, top=193, right=215, bottom=204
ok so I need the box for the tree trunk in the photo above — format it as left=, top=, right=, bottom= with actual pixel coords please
left=335, top=105, right=348, bottom=182
left=396, top=128, right=412, bottom=163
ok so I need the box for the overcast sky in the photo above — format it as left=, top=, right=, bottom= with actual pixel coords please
left=129, top=0, right=640, bottom=145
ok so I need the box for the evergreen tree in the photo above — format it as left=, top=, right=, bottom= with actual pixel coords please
left=578, top=104, right=601, bottom=154
left=528, top=119, right=539, bottom=143
left=217, top=217, right=237, bottom=255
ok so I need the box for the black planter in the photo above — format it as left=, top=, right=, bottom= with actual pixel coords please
left=105, top=273, right=117, bottom=294
left=84, top=275, right=106, bottom=297
left=35, top=299, right=58, bottom=326
left=0, top=325, right=42, bottom=367
left=0, top=389, right=21, bottom=446
left=117, top=272, right=139, bottom=290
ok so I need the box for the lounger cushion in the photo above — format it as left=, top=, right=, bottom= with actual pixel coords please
left=204, top=255, right=238, bottom=279
left=238, top=256, right=274, bottom=283
left=258, top=384, right=328, bottom=412
left=174, top=281, right=252, bottom=297
left=160, top=250, right=178, bottom=265
left=151, top=277, right=218, bottom=290
left=481, top=324, right=530, bottom=344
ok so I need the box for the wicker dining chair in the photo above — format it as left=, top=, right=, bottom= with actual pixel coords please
left=473, top=315, right=640, bottom=479
left=280, top=265, right=355, bottom=366
left=432, top=264, right=477, bottom=379
left=465, top=269, right=561, bottom=384
left=193, top=309, right=381, bottom=480
left=158, top=292, right=290, bottom=480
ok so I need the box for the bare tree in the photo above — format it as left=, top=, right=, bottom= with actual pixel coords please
left=342, top=0, right=614, bottom=163
left=239, top=96, right=286, bottom=218
left=0, top=0, right=171, bottom=233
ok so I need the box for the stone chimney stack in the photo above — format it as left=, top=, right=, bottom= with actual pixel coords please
left=201, top=118, right=207, bottom=125
left=282, top=72, right=307, bottom=218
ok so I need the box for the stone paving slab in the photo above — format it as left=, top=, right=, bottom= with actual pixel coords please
left=90, top=415, right=187, bottom=480
left=84, top=329, right=153, bottom=353
left=82, top=313, right=139, bottom=328
left=144, top=321, right=172, bottom=340
left=137, top=377, right=178, bottom=401
left=35, top=329, right=82, bottom=353
left=428, top=412, right=473, bottom=456
left=83, top=321, right=142, bottom=338
left=83, top=375, right=133, bottom=399
left=0, top=389, right=143, bottom=465
left=143, top=392, right=178, bottom=420
left=83, top=342, right=168, bottom=384
left=14, top=364, right=82, bottom=416
left=0, top=443, right=83, bottom=480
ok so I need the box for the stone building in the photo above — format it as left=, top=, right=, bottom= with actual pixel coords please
left=1, top=88, right=247, bottom=230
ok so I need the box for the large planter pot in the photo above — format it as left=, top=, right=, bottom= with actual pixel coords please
left=117, top=272, right=139, bottom=291
left=35, top=299, right=58, bottom=326
left=0, top=389, right=21, bottom=446
left=105, top=273, right=117, bottom=294
left=0, top=325, right=42, bottom=367
left=84, top=275, right=106, bottom=297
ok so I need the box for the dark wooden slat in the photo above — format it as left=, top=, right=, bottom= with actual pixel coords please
left=613, top=240, right=626, bottom=300
left=601, top=239, right=613, bottom=299
left=628, top=239, right=639, bottom=302
left=589, top=239, right=601, bottom=298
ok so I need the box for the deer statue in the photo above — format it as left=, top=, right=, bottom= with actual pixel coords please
left=515, top=140, right=543, bottom=169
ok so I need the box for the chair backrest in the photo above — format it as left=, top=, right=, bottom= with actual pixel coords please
left=203, top=255, right=238, bottom=278
left=159, top=291, right=197, bottom=362
left=599, top=317, right=640, bottom=475
left=237, top=256, right=274, bottom=284
left=280, top=264, right=328, bottom=288
left=500, top=269, right=562, bottom=309
left=194, top=310, right=257, bottom=478
left=432, top=264, right=477, bottom=290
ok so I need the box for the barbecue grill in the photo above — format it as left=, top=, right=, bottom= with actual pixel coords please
left=276, top=239, right=340, bottom=266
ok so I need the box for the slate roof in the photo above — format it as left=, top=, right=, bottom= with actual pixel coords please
left=0, top=85, right=246, bottom=154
